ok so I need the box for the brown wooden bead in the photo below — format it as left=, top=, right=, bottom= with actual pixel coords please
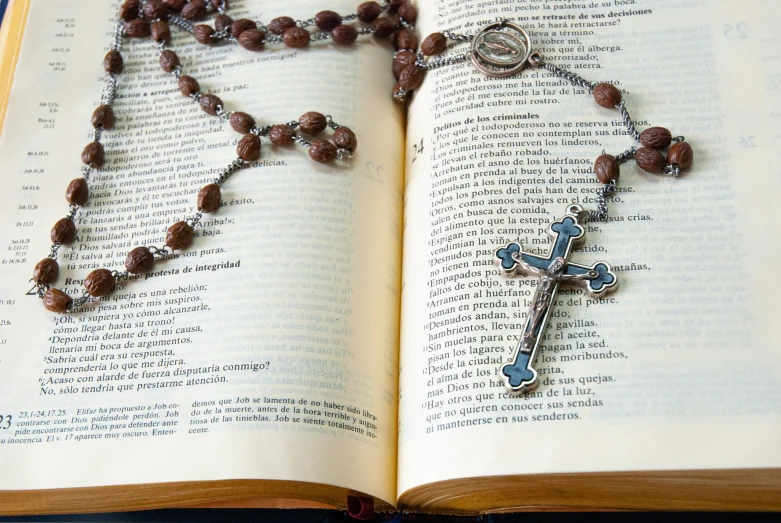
left=237, top=134, right=261, bottom=161
left=229, top=112, right=255, bottom=134
left=238, top=29, right=265, bottom=51
left=372, top=17, right=396, bottom=38
left=388, top=0, right=405, bottom=14
left=143, top=0, right=168, bottom=20
left=193, top=24, right=215, bottom=44
left=332, top=24, right=358, bottom=45
left=267, top=16, right=294, bottom=35
left=333, top=127, right=357, bottom=152
left=125, top=19, right=151, bottom=38
left=639, top=126, right=672, bottom=150
left=398, top=64, right=425, bottom=91
left=178, top=75, right=200, bottom=96
left=120, top=0, right=140, bottom=21
left=209, top=0, right=225, bottom=7
left=197, top=184, right=221, bottom=213
left=315, top=10, right=342, bottom=31
left=232, top=18, right=258, bottom=37
left=421, top=32, right=447, bottom=56
left=51, top=218, right=76, bottom=244
left=593, top=83, right=622, bottom=109
left=163, top=0, right=186, bottom=12
left=283, top=27, right=311, bottom=48
left=84, top=269, right=115, bottom=297
left=393, top=27, right=418, bottom=51
left=299, top=112, right=328, bottom=134
left=667, top=141, right=693, bottom=171
left=198, top=94, right=222, bottom=115
left=159, top=50, right=180, bottom=72
left=151, top=20, right=171, bottom=43
left=309, top=140, right=338, bottom=164
left=635, top=147, right=666, bottom=173
left=269, top=124, right=294, bottom=146
left=181, top=0, right=207, bottom=20
left=125, top=247, right=154, bottom=274
left=33, top=258, right=59, bottom=285
left=398, top=3, right=417, bottom=23
left=103, top=50, right=124, bottom=75
left=166, top=221, right=194, bottom=250
left=593, top=154, right=619, bottom=184
left=81, top=142, right=105, bottom=167
left=215, top=14, right=233, bottom=32
left=357, top=1, right=383, bottom=22
left=65, top=178, right=89, bottom=206
left=43, top=289, right=72, bottom=313
left=392, top=50, right=416, bottom=78
left=91, top=105, right=115, bottom=129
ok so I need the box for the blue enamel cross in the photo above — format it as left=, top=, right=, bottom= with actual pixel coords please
left=493, top=204, right=618, bottom=392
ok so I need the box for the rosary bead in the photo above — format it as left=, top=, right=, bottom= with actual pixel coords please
left=333, top=126, right=357, bottom=152
left=269, top=124, right=295, bottom=146
left=197, top=184, right=221, bottom=213
left=238, top=29, right=265, bottom=51
left=33, top=258, right=59, bottom=285
left=232, top=18, right=258, bottom=37
left=81, top=142, right=105, bottom=168
left=393, top=28, right=418, bottom=51
left=639, top=126, right=672, bottom=150
left=299, top=112, right=328, bottom=134
left=283, top=27, right=311, bottom=48
left=84, top=269, right=115, bottom=297
left=667, top=141, right=693, bottom=171
left=421, top=32, right=447, bottom=56
left=372, top=17, right=396, bottom=38
left=159, top=49, right=180, bottom=72
left=120, top=0, right=140, bottom=21
left=91, top=105, right=115, bottom=129
left=51, top=218, right=77, bottom=244
left=392, top=50, right=416, bottom=78
left=151, top=20, right=171, bottom=43
left=268, top=16, right=295, bottom=35
left=309, top=140, right=338, bottom=164
left=215, top=14, right=233, bottom=32
left=593, top=83, right=622, bottom=109
left=236, top=134, right=261, bottom=161
left=162, top=0, right=186, bottom=12
left=635, top=147, right=666, bottom=173
left=125, top=247, right=155, bottom=274
left=357, top=1, right=383, bottom=23
left=388, top=0, right=406, bottom=15
left=181, top=0, right=207, bottom=20
left=210, top=0, right=226, bottom=8
left=332, top=25, right=358, bottom=45
left=143, top=0, right=168, bottom=20
left=198, top=94, right=222, bottom=115
left=125, top=19, right=151, bottom=38
left=315, top=10, right=342, bottom=31
left=229, top=111, right=255, bottom=134
left=166, top=221, right=195, bottom=250
left=398, top=64, right=425, bottom=91
left=178, top=75, right=200, bottom=96
left=65, top=178, right=89, bottom=206
left=103, top=50, right=124, bottom=75
left=398, top=3, right=417, bottom=23
left=593, top=154, right=620, bottom=184
left=193, top=24, right=215, bottom=44
left=43, top=289, right=72, bottom=313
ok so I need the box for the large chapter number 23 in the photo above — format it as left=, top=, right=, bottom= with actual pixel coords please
left=0, top=415, right=11, bottom=429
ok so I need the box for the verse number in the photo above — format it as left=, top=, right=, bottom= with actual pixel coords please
left=739, top=136, right=756, bottom=147
left=724, top=22, right=748, bottom=39
left=411, top=137, right=424, bottom=163
left=0, top=415, right=11, bottom=430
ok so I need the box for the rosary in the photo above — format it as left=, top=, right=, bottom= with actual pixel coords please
left=390, top=20, right=695, bottom=392
left=31, top=0, right=418, bottom=313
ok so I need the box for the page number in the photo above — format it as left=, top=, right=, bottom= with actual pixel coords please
left=412, top=137, right=424, bottom=163
left=0, top=415, right=11, bottom=430
left=724, top=22, right=748, bottom=39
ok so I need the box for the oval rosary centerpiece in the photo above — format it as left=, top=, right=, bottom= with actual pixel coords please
left=470, top=21, right=531, bottom=77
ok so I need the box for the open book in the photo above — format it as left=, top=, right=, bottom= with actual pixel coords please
left=1, top=0, right=780, bottom=515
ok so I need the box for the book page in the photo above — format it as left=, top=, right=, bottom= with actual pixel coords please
left=398, top=0, right=781, bottom=496
left=0, top=0, right=402, bottom=506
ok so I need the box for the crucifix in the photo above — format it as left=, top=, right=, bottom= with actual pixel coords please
left=493, top=204, right=618, bottom=393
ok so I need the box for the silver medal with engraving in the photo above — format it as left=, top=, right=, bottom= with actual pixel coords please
left=470, top=21, right=531, bottom=77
